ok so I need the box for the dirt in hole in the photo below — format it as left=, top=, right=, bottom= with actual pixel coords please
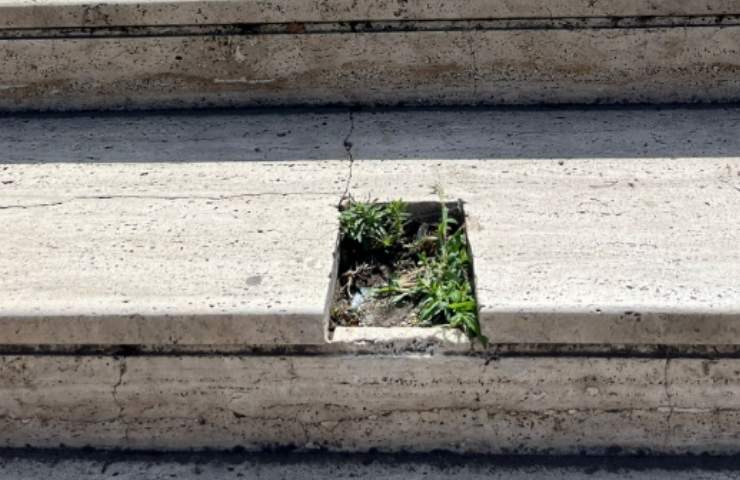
left=330, top=200, right=476, bottom=331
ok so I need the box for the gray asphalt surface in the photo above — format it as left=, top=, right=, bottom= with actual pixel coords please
left=2, top=450, right=740, bottom=479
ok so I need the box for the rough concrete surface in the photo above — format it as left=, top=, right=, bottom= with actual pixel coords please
left=2, top=0, right=740, bottom=29
left=2, top=26, right=740, bottom=110
left=3, top=451, right=740, bottom=480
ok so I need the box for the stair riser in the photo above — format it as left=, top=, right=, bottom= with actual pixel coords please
left=2, top=26, right=739, bottom=111
left=1, top=354, right=738, bottom=454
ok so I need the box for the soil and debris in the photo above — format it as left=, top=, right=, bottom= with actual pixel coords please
left=332, top=259, right=419, bottom=327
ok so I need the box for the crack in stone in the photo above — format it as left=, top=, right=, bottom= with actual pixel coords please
left=111, top=359, right=129, bottom=442
left=341, top=110, right=355, bottom=203
left=0, top=202, right=64, bottom=210
left=0, top=192, right=336, bottom=210
left=663, top=357, right=674, bottom=449
left=81, top=193, right=336, bottom=200
left=468, top=34, right=479, bottom=97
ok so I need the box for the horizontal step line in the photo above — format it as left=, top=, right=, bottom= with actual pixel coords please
left=1, top=15, right=739, bottom=40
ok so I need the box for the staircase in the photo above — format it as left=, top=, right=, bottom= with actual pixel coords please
left=1, top=0, right=740, bottom=454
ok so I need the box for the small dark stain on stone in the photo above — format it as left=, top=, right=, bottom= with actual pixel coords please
left=247, top=275, right=263, bottom=286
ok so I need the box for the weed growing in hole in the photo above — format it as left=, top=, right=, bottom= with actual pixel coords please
left=339, top=199, right=410, bottom=251
left=338, top=198, right=487, bottom=344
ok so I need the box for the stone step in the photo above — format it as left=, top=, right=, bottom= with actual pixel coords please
left=3, top=0, right=737, bottom=29
left=1, top=106, right=739, bottom=348
left=1, top=1, right=739, bottom=110
left=2, top=105, right=740, bottom=454
left=3, top=353, right=739, bottom=453
left=1, top=112, right=350, bottom=346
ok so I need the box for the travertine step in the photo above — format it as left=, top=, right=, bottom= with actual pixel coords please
left=3, top=354, right=738, bottom=453
left=2, top=106, right=740, bottom=454
left=1, top=112, right=350, bottom=346
left=2, top=0, right=736, bottom=29
left=1, top=106, right=739, bottom=347
left=1, top=0, right=739, bottom=110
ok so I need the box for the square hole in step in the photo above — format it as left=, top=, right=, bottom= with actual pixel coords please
left=329, top=200, right=483, bottom=341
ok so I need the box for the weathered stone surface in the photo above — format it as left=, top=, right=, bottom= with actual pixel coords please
left=0, top=110, right=350, bottom=164
left=349, top=106, right=740, bottom=160
left=2, top=107, right=740, bottom=347
left=1, top=353, right=738, bottom=454
left=331, top=326, right=470, bottom=353
left=0, top=160, right=348, bottom=345
left=0, top=111, right=352, bottom=346
left=1, top=27, right=739, bottom=111
left=2, top=107, right=740, bottom=453
left=0, top=354, right=667, bottom=452
left=666, top=359, right=740, bottom=410
left=472, top=27, right=740, bottom=105
left=2, top=0, right=738, bottom=29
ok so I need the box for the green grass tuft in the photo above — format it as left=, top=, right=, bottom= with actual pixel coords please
left=339, top=199, right=410, bottom=251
